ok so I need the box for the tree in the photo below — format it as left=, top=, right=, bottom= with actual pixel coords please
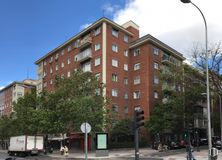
left=145, top=63, right=206, bottom=142
left=45, top=70, right=108, bottom=134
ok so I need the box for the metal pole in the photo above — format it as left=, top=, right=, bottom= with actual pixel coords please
left=85, top=123, right=88, bottom=160
left=219, top=95, right=222, bottom=152
left=190, top=2, right=212, bottom=157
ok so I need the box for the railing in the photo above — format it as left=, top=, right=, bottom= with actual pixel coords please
left=75, top=48, right=92, bottom=62
left=79, top=36, right=92, bottom=49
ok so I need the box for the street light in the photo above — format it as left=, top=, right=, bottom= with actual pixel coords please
left=180, top=0, right=212, bottom=157
left=217, top=94, right=222, bottom=152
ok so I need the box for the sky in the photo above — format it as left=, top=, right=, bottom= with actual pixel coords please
left=0, top=0, right=222, bottom=89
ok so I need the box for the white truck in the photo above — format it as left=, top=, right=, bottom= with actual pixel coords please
left=8, top=135, right=44, bottom=156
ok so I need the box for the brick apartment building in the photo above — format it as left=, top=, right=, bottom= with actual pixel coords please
left=0, top=79, right=36, bottom=116
left=35, top=17, right=185, bottom=120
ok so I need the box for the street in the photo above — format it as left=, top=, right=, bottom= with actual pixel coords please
left=1, top=146, right=221, bottom=160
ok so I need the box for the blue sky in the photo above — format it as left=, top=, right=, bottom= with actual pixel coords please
left=0, top=0, right=125, bottom=88
left=1, top=0, right=222, bottom=88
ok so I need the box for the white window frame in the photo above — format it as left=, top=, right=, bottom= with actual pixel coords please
left=134, top=63, right=140, bottom=70
left=95, top=43, right=101, bottom=51
left=112, top=89, right=118, bottom=97
left=67, top=71, right=71, bottom=77
left=154, top=91, right=158, bottom=99
left=68, top=58, right=71, bottom=64
left=154, top=62, right=159, bottom=69
left=134, top=76, right=141, bottom=85
left=133, top=91, right=140, bottom=99
left=112, top=59, right=118, bottom=67
left=61, top=62, right=64, bottom=68
left=67, top=45, right=71, bottom=52
left=56, top=64, right=58, bottom=71
left=112, top=28, right=118, bottom=37
left=112, top=74, right=118, bottom=82
left=94, top=27, right=101, bottom=36
left=133, top=48, right=140, bottom=56
left=153, top=47, right=159, bottom=55
left=124, top=93, right=128, bottom=99
left=112, top=44, right=118, bottom=53
left=124, top=35, right=129, bottom=43
left=154, top=76, right=159, bottom=84
left=124, top=64, right=128, bottom=71
left=124, top=50, right=128, bottom=57
left=95, top=57, right=101, bottom=66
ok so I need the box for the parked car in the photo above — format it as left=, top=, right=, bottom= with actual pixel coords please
left=168, top=141, right=181, bottom=150
left=212, top=136, right=221, bottom=150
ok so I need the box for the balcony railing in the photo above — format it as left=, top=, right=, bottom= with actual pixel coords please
left=79, top=36, right=92, bottom=49
left=75, top=48, right=92, bottom=62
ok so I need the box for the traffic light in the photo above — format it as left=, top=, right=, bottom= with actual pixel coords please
left=134, top=109, right=144, bottom=129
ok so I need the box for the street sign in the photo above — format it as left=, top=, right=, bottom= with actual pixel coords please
left=81, top=122, right=91, bottom=133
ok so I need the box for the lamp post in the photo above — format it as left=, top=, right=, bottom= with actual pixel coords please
left=218, top=94, right=222, bottom=152
left=180, top=0, right=212, bottom=157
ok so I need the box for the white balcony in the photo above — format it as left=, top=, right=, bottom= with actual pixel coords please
left=75, top=48, right=92, bottom=62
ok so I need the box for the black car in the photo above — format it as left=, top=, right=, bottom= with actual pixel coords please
left=212, top=136, right=221, bottom=150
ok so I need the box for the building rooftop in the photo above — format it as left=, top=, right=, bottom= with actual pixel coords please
left=35, top=17, right=135, bottom=64
left=130, top=34, right=185, bottom=60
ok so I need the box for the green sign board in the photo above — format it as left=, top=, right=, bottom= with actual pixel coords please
left=96, top=133, right=108, bottom=150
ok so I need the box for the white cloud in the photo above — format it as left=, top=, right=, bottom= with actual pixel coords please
left=113, top=0, right=222, bottom=59
left=80, top=23, right=92, bottom=31
left=102, top=3, right=120, bottom=15
left=0, top=86, right=4, bottom=90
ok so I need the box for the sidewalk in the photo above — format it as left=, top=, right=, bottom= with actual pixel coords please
left=47, top=148, right=222, bottom=160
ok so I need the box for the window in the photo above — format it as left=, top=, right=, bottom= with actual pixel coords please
left=50, top=79, right=53, bottom=85
left=134, top=76, right=141, bottom=85
left=55, top=53, right=59, bottom=60
left=61, top=49, right=65, bottom=55
left=124, top=64, right=128, bottom=71
left=124, top=93, right=128, bottom=99
left=82, top=62, right=91, bottom=72
left=124, top=106, right=129, bottom=114
left=153, top=47, right=159, bottom=55
left=124, top=35, right=129, bottom=43
left=50, top=67, right=53, bottom=74
left=112, top=74, right=118, bottom=82
left=67, top=45, right=71, bottom=52
left=68, top=58, right=71, bottom=64
left=43, top=71, right=47, bottom=77
left=56, top=64, right=58, bottom=71
left=67, top=71, right=71, bottom=77
left=124, top=78, right=128, bottom=85
left=95, top=43, right=101, bottom=51
left=95, top=73, right=101, bottom=80
left=133, top=48, right=140, bottom=56
left=95, top=57, right=101, bottom=66
left=112, top=28, right=118, bottom=37
left=154, top=62, right=159, bottom=69
left=49, top=57, right=53, bottom=63
left=112, top=44, right=118, bottom=52
left=133, top=91, right=140, bottom=99
left=134, top=63, right=140, bottom=70
left=61, top=62, right=64, bottom=68
left=154, top=91, right=158, bottom=99
left=94, top=27, right=101, bottom=36
left=124, top=50, right=128, bottom=57
left=61, top=74, right=65, bottom=79
left=112, top=104, right=118, bottom=112
left=112, top=59, right=118, bottom=67
left=112, top=89, right=118, bottom=97
left=44, top=61, right=47, bottom=66
left=154, top=75, right=159, bottom=84
left=95, top=88, right=101, bottom=95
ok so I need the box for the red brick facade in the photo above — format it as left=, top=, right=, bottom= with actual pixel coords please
left=35, top=18, right=185, bottom=121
